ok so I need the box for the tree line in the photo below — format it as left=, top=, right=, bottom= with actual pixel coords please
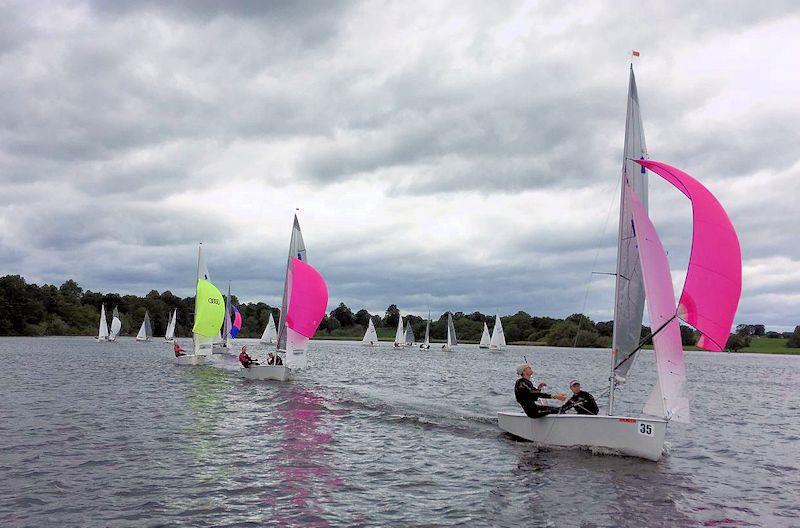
left=1, top=274, right=795, bottom=350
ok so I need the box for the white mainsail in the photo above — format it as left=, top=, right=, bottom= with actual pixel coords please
left=422, top=317, right=430, bottom=348
left=109, top=307, right=121, bottom=341
left=277, top=215, right=307, bottom=352
left=261, top=312, right=277, bottom=344
left=362, top=318, right=378, bottom=346
left=404, top=320, right=415, bottom=345
left=446, top=312, right=457, bottom=349
left=97, top=304, right=109, bottom=341
left=165, top=308, right=177, bottom=342
left=194, top=243, right=215, bottom=356
left=136, top=310, right=152, bottom=341
left=394, top=316, right=404, bottom=346
left=479, top=322, right=490, bottom=348
left=611, top=66, right=649, bottom=384
left=490, top=313, right=506, bottom=350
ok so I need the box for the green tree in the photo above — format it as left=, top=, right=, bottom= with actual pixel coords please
left=384, top=304, right=400, bottom=328
left=726, top=334, right=751, bottom=352
left=787, top=326, right=800, bottom=348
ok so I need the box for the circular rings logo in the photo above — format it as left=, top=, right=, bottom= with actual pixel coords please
left=209, top=298, right=221, bottom=305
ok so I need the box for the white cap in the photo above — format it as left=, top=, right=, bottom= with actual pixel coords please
left=516, top=364, right=531, bottom=376
left=569, top=379, right=580, bottom=387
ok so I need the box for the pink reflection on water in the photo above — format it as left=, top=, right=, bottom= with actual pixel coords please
left=260, top=387, right=344, bottom=526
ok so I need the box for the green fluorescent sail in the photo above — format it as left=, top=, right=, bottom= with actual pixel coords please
left=192, top=279, right=225, bottom=337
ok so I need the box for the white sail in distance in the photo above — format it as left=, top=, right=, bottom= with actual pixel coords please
left=479, top=322, right=490, bottom=348
left=446, top=313, right=458, bottom=348
left=611, top=65, right=649, bottom=383
left=404, top=320, right=415, bottom=345
left=261, top=312, right=277, bottom=344
left=423, top=317, right=430, bottom=348
left=97, top=304, right=109, bottom=340
left=490, top=313, right=506, bottom=349
left=109, top=307, right=121, bottom=341
left=277, top=215, right=307, bottom=351
left=362, top=318, right=379, bottom=345
left=136, top=310, right=152, bottom=341
left=394, top=315, right=404, bottom=346
left=165, top=308, right=177, bottom=342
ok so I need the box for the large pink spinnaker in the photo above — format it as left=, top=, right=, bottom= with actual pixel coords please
left=284, top=257, right=329, bottom=368
left=627, top=184, right=690, bottom=423
left=636, top=160, right=742, bottom=351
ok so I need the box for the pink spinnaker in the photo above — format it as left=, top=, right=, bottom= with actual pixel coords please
left=627, top=184, right=690, bottom=423
left=286, top=257, right=329, bottom=339
left=635, top=160, right=742, bottom=351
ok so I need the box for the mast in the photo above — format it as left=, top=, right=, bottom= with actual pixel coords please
left=609, top=63, right=649, bottom=415
left=224, top=282, right=232, bottom=347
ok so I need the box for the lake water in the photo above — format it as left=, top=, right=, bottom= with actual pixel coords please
left=1, top=337, right=798, bottom=527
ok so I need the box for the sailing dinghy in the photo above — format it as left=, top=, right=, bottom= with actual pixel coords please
left=479, top=322, right=490, bottom=349
left=419, top=313, right=431, bottom=349
left=178, top=243, right=225, bottom=365
left=498, top=65, right=742, bottom=461
left=489, top=313, right=506, bottom=351
left=96, top=304, right=109, bottom=341
left=404, top=320, right=415, bottom=346
left=393, top=315, right=405, bottom=348
left=108, top=307, right=121, bottom=341
left=136, top=310, right=153, bottom=341
left=443, top=312, right=458, bottom=351
left=362, top=318, right=379, bottom=347
left=260, top=312, right=277, bottom=344
left=164, top=308, right=177, bottom=342
left=243, top=215, right=327, bottom=381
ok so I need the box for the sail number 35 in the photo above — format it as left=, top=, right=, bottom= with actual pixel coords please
left=637, top=422, right=654, bottom=436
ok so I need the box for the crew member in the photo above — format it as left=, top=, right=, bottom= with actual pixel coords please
left=559, top=380, right=599, bottom=415
left=514, top=364, right=566, bottom=418
left=174, top=341, right=186, bottom=357
left=239, top=345, right=258, bottom=368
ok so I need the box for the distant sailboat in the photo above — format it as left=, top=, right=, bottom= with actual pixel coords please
left=245, top=214, right=327, bottom=381
left=221, top=283, right=242, bottom=352
left=404, top=320, right=415, bottom=346
left=393, top=315, right=405, bottom=348
left=97, top=304, right=109, bottom=341
left=260, top=312, right=277, bottom=344
left=108, top=307, right=121, bottom=341
left=443, top=312, right=458, bottom=351
left=136, top=310, right=153, bottom=341
left=479, top=322, right=490, bottom=349
left=420, top=313, right=431, bottom=350
left=489, top=313, right=506, bottom=350
left=362, top=318, right=379, bottom=347
left=164, top=308, right=177, bottom=342
left=498, top=64, right=742, bottom=461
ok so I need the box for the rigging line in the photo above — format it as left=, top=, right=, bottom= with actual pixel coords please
left=570, top=176, right=622, bottom=352
left=615, top=314, right=678, bottom=372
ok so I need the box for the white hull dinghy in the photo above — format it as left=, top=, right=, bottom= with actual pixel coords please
left=97, top=304, right=109, bottom=341
left=489, top=312, right=506, bottom=351
left=136, top=310, right=153, bottom=341
left=442, top=312, right=457, bottom=351
left=240, top=364, right=291, bottom=381
left=176, top=354, right=206, bottom=366
left=164, top=308, right=177, bottom=342
left=497, top=412, right=667, bottom=461
left=392, top=315, right=406, bottom=348
left=478, top=322, right=490, bottom=349
left=186, top=243, right=226, bottom=364
left=498, top=63, right=742, bottom=462
left=362, top=318, right=379, bottom=347
left=262, top=214, right=328, bottom=382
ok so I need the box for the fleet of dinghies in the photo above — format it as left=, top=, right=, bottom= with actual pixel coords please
left=84, top=63, right=743, bottom=464
left=497, top=64, right=742, bottom=461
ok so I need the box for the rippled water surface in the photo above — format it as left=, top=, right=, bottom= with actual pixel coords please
left=1, top=337, right=798, bottom=527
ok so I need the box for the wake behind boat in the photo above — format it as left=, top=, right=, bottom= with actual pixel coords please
left=497, top=64, right=742, bottom=461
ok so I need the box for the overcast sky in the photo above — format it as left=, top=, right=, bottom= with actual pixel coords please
left=1, top=1, right=798, bottom=329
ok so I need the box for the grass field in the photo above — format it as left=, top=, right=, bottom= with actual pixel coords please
left=740, top=337, right=798, bottom=354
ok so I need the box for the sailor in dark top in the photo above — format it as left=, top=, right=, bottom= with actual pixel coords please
left=239, top=346, right=258, bottom=368
left=514, top=364, right=566, bottom=418
left=559, top=380, right=599, bottom=415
